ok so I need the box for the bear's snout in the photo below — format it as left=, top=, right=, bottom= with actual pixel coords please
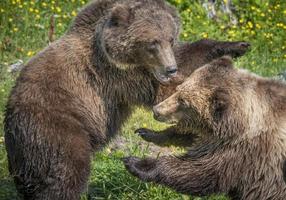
left=165, top=65, right=178, bottom=77
left=152, top=105, right=162, bottom=121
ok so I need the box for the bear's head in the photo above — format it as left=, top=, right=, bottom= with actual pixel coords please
left=152, top=56, right=273, bottom=139
left=98, top=1, right=180, bottom=84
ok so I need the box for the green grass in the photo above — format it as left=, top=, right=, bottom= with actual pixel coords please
left=0, top=0, right=285, bottom=199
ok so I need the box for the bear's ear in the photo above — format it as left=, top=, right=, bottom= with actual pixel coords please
left=211, top=88, right=230, bottom=121
left=110, top=4, right=133, bottom=26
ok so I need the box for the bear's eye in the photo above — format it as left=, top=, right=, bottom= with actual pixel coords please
left=169, top=37, right=174, bottom=46
left=147, top=40, right=158, bottom=52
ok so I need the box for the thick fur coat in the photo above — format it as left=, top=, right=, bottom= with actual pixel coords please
left=124, top=57, right=286, bottom=200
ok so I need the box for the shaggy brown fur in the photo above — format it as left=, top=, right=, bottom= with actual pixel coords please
left=124, top=57, right=286, bottom=200
left=139, top=40, right=250, bottom=147
left=156, top=39, right=250, bottom=103
left=4, top=0, right=249, bottom=199
left=5, top=1, right=180, bottom=199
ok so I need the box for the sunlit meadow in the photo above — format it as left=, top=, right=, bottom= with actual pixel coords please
left=0, top=0, right=285, bottom=199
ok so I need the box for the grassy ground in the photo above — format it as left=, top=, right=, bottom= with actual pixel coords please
left=0, top=0, right=285, bottom=199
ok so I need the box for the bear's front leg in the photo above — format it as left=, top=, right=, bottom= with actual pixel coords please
left=135, top=127, right=197, bottom=147
left=123, top=155, right=219, bottom=196
left=123, top=156, right=159, bottom=181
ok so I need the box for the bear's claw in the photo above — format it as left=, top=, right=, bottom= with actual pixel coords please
left=135, top=128, right=156, bottom=143
left=238, top=42, right=251, bottom=48
left=135, top=128, right=147, bottom=136
left=122, top=156, right=142, bottom=176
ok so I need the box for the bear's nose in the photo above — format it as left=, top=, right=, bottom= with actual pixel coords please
left=152, top=106, right=161, bottom=120
left=166, top=65, right=177, bottom=77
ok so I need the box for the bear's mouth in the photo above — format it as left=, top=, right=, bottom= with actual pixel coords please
left=153, top=72, right=171, bottom=85
left=152, top=68, right=177, bottom=85
left=154, top=115, right=178, bottom=124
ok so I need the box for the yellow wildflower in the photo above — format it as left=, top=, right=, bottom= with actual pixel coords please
left=202, top=32, right=208, bottom=38
left=56, top=7, right=61, bottom=13
left=247, top=21, right=253, bottom=28
left=228, top=30, right=236, bottom=37
left=27, top=51, right=35, bottom=57
left=256, top=24, right=261, bottom=29
left=13, top=27, right=18, bottom=32
left=42, top=2, right=47, bottom=7
left=276, top=4, right=280, bottom=9
left=72, top=11, right=77, bottom=16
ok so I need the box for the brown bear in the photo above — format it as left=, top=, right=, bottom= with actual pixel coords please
left=124, top=56, right=286, bottom=200
left=4, top=0, right=250, bottom=199
left=4, top=1, right=180, bottom=199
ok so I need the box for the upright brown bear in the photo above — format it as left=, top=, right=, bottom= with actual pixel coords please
left=4, top=0, right=250, bottom=199
left=124, top=57, right=286, bottom=200
left=5, top=1, right=180, bottom=199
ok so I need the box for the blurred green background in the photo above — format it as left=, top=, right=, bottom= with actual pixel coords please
left=0, top=0, right=285, bottom=199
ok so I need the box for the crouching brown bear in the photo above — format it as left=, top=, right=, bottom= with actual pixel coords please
left=4, top=0, right=250, bottom=199
left=124, top=57, right=286, bottom=200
